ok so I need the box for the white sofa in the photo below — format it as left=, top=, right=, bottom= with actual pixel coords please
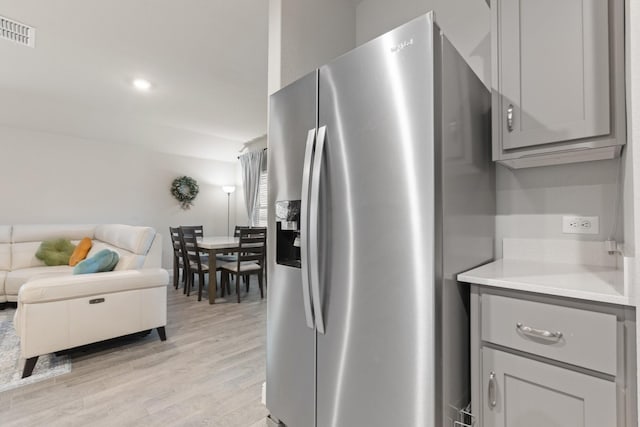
left=0, top=224, right=168, bottom=377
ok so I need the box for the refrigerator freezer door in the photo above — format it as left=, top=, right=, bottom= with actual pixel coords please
left=267, top=71, right=317, bottom=427
left=316, top=15, right=437, bottom=427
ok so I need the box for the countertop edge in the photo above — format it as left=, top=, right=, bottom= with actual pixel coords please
left=457, top=259, right=634, bottom=307
left=458, top=273, right=633, bottom=306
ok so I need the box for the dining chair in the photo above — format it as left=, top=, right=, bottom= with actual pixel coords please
left=179, top=226, right=211, bottom=301
left=241, top=225, right=268, bottom=289
left=223, top=225, right=269, bottom=294
left=179, top=225, right=203, bottom=295
left=215, top=225, right=248, bottom=295
left=234, top=225, right=268, bottom=290
left=219, top=227, right=266, bottom=303
left=169, top=227, right=186, bottom=290
left=180, top=225, right=209, bottom=262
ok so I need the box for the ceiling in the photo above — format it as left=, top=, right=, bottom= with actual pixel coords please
left=0, top=0, right=269, bottom=161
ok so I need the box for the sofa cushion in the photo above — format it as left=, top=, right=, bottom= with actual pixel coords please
left=0, top=243, right=10, bottom=271
left=73, top=249, right=119, bottom=275
left=0, top=225, right=11, bottom=243
left=69, top=237, right=92, bottom=266
left=36, top=239, right=76, bottom=266
left=5, top=266, right=74, bottom=296
left=94, top=224, right=155, bottom=255
left=86, top=242, right=144, bottom=271
left=12, top=242, right=46, bottom=270
left=0, top=271, right=6, bottom=303
left=0, top=225, right=11, bottom=271
left=0, top=243, right=11, bottom=270
left=11, top=225, right=97, bottom=270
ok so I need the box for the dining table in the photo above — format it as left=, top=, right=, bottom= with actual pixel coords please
left=198, top=236, right=240, bottom=304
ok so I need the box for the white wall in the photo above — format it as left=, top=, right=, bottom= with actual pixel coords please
left=356, top=0, right=491, bottom=88
left=496, top=160, right=623, bottom=256
left=268, top=0, right=357, bottom=93
left=0, top=125, right=241, bottom=268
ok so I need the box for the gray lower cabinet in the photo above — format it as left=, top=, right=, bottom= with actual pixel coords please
left=470, top=286, right=637, bottom=427
left=491, top=0, right=625, bottom=168
left=482, top=348, right=616, bottom=427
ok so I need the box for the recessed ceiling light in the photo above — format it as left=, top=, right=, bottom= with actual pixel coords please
left=132, top=78, right=151, bottom=91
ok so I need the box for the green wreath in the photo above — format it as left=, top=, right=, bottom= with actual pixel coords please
left=171, top=176, right=199, bottom=209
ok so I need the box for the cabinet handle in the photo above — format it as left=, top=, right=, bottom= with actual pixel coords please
left=488, top=371, right=497, bottom=408
left=506, top=104, right=514, bottom=132
left=516, top=322, right=563, bottom=340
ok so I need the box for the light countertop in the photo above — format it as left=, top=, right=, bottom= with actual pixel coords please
left=458, top=259, right=631, bottom=306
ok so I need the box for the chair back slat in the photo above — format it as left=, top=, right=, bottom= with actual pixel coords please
left=180, top=225, right=204, bottom=239
left=234, top=225, right=253, bottom=237
left=219, top=227, right=267, bottom=302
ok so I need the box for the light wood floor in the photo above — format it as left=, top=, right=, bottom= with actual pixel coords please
left=0, top=276, right=269, bottom=427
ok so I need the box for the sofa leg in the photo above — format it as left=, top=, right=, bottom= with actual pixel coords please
left=22, top=356, right=38, bottom=378
left=157, top=326, right=167, bottom=341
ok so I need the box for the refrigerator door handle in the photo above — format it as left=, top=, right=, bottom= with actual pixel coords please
left=309, top=125, right=327, bottom=334
left=300, top=128, right=317, bottom=329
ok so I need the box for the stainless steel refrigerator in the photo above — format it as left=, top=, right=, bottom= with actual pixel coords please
left=267, top=13, right=495, bottom=427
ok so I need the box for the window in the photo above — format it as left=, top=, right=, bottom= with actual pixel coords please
left=256, top=154, right=268, bottom=226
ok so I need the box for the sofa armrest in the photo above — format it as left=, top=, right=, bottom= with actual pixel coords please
left=18, top=268, right=169, bottom=304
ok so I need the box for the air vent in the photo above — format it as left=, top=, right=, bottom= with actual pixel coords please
left=0, top=15, right=35, bottom=47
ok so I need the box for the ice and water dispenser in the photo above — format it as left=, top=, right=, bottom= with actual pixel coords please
left=275, top=200, right=301, bottom=268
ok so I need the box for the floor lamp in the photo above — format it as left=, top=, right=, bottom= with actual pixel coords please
left=222, top=186, right=236, bottom=237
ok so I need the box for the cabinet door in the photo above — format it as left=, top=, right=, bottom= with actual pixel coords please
left=482, top=348, right=616, bottom=427
left=498, top=0, right=610, bottom=149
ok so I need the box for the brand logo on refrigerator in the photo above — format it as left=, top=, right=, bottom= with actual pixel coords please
left=390, top=38, right=414, bottom=53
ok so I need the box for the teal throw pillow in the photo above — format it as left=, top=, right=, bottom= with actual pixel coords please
left=73, top=249, right=120, bottom=275
left=35, top=239, right=76, bottom=266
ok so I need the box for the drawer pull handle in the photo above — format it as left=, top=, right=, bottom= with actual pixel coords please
left=516, top=322, right=563, bottom=340
left=488, top=371, right=497, bottom=408
left=89, top=298, right=105, bottom=304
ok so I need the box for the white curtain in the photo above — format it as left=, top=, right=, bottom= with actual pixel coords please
left=239, top=150, right=264, bottom=226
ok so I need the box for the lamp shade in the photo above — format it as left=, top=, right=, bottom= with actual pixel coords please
left=222, top=185, right=236, bottom=194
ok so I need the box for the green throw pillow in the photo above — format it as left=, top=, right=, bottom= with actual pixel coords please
left=73, top=249, right=119, bottom=275
left=35, top=239, right=76, bottom=266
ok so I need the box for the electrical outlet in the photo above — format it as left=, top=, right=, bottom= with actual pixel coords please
left=562, top=215, right=599, bottom=235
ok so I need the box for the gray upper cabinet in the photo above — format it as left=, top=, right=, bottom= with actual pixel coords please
left=500, top=0, right=609, bottom=149
left=491, top=0, right=626, bottom=168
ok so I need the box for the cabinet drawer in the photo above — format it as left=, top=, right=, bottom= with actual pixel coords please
left=481, top=294, right=617, bottom=375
